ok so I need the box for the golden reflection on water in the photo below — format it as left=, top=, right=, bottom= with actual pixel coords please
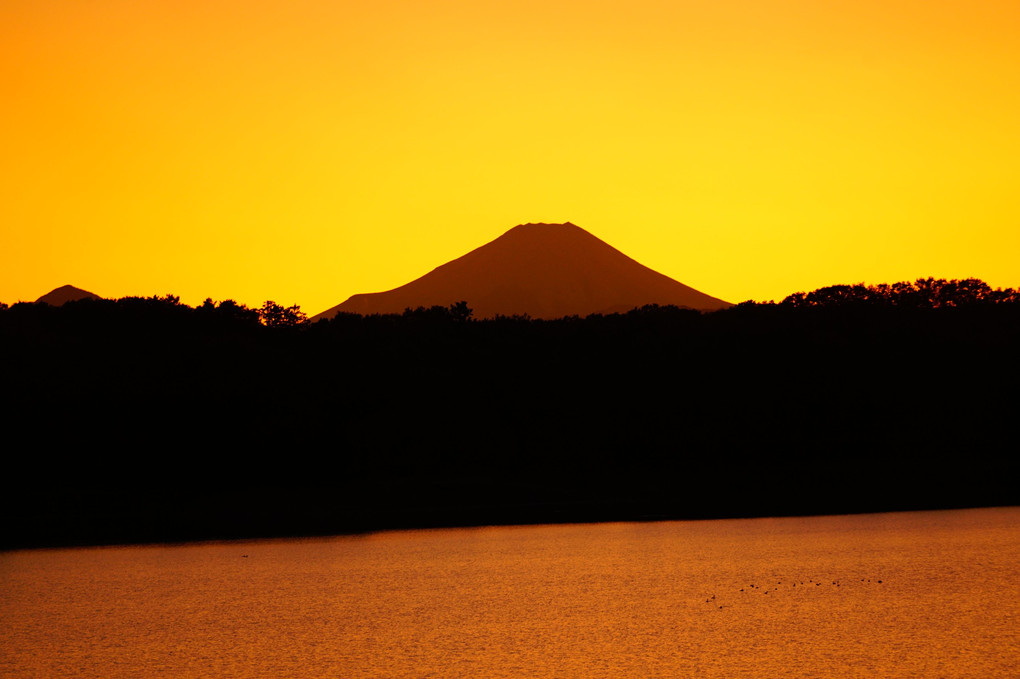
left=1, top=508, right=1018, bottom=678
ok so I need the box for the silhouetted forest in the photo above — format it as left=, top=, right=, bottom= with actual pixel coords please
left=2, top=278, right=1018, bottom=549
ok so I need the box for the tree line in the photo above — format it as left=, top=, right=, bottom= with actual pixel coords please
left=3, top=276, right=1014, bottom=328
left=772, top=277, right=1019, bottom=309
left=1, top=277, right=1017, bottom=549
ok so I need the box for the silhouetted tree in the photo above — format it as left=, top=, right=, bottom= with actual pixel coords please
left=403, top=305, right=452, bottom=322
left=196, top=298, right=261, bottom=326
left=450, top=301, right=473, bottom=322
left=258, top=300, right=307, bottom=327
left=151, top=293, right=181, bottom=305
left=219, top=299, right=260, bottom=325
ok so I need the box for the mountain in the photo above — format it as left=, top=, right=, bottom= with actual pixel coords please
left=36, top=285, right=102, bottom=306
left=313, top=223, right=731, bottom=321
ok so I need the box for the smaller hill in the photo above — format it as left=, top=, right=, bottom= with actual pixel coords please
left=36, top=285, right=102, bottom=306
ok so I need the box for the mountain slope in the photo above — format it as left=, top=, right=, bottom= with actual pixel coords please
left=314, top=223, right=730, bottom=320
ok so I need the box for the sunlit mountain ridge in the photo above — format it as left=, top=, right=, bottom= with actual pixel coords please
left=313, top=222, right=731, bottom=321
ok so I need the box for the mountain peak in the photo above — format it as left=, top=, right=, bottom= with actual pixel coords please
left=507, top=221, right=580, bottom=233
left=313, top=223, right=731, bottom=320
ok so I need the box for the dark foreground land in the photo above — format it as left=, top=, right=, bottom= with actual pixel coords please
left=2, top=280, right=1018, bottom=550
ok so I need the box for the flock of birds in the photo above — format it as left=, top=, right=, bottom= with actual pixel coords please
left=704, top=577, right=885, bottom=609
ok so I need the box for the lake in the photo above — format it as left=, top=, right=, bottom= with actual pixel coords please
left=1, top=507, right=1017, bottom=678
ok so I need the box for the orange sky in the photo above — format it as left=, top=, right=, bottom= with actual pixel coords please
left=2, top=0, right=1018, bottom=313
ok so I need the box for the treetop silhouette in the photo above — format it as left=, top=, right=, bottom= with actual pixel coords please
left=258, top=301, right=307, bottom=327
left=779, top=278, right=1018, bottom=309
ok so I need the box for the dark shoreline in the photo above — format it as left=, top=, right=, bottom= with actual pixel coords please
left=5, top=491, right=1015, bottom=552
left=3, top=291, right=1018, bottom=550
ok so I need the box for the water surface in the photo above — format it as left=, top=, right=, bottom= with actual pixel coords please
left=2, top=508, right=1017, bottom=677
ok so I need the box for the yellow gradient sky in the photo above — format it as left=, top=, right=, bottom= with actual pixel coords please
left=2, top=0, right=1018, bottom=313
